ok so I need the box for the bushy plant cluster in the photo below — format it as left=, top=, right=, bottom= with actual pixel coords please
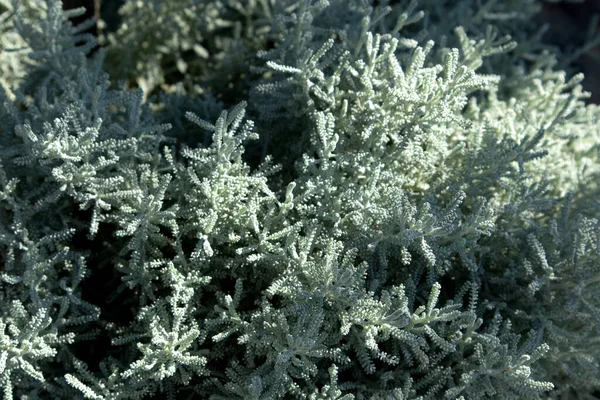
left=1, top=0, right=600, bottom=398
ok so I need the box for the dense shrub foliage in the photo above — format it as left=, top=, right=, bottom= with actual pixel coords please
left=0, top=0, right=600, bottom=398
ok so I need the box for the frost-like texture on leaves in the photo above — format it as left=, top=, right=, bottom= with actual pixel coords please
left=0, top=0, right=599, bottom=399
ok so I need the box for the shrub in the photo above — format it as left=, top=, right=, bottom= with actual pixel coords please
left=0, top=0, right=599, bottom=398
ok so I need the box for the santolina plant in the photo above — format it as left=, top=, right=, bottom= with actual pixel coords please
left=0, top=0, right=600, bottom=398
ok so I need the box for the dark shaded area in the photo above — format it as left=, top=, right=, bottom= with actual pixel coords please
left=62, top=0, right=98, bottom=30
left=542, top=0, right=600, bottom=103
left=62, top=0, right=123, bottom=36
left=98, top=0, right=124, bottom=33
left=67, top=207, right=138, bottom=373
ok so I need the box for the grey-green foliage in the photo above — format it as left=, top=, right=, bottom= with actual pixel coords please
left=0, top=0, right=599, bottom=399
left=101, top=0, right=291, bottom=103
